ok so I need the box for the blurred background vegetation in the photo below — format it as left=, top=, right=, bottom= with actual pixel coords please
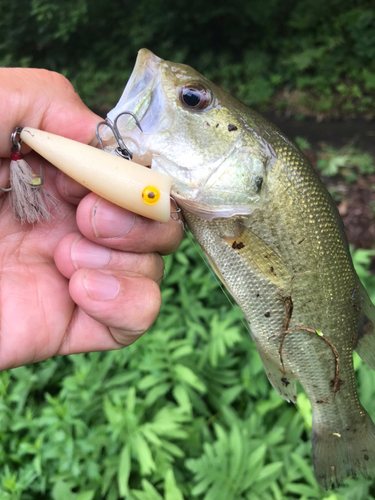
left=1, top=0, right=375, bottom=117
left=1, top=0, right=375, bottom=498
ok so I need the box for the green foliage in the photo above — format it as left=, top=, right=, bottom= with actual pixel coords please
left=0, top=236, right=375, bottom=498
left=1, top=1, right=375, bottom=497
left=316, top=145, right=375, bottom=179
left=294, top=137, right=312, bottom=151
left=0, top=0, right=374, bottom=115
left=352, top=248, right=375, bottom=304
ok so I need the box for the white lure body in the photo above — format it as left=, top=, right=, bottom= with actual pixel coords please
left=20, top=127, right=172, bottom=223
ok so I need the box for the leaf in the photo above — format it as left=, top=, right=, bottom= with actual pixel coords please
left=229, top=425, right=243, bottom=480
left=144, top=383, right=171, bottom=406
left=127, top=387, right=136, bottom=413
left=286, top=482, right=321, bottom=496
left=76, top=491, right=95, bottom=500
left=52, top=481, right=74, bottom=500
left=171, top=345, right=194, bottom=360
left=247, top=444, right=267, bottom=469
left=132, top=479, right=164, bottom=500
left=254, top=461, right=284, bottom=486
left=174, top=365, right=206, bottom=393
left=291, top=452, right=318, bottom=487
left=138, top=374, right=163, bottom=391
left=173, top=384, right=192, bottom=413
left=296, top=392, right=312, bottom=429
left=118, top=444, right=131, bottom=497
left=133, top=434, right=156, bottom=476
left=164, top=469, right=184, bottom=500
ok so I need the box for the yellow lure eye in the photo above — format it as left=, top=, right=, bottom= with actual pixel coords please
left=142, top=185, right=161, bottom=205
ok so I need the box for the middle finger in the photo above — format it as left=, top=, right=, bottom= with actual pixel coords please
left=54, top=233, right=165, bottom=283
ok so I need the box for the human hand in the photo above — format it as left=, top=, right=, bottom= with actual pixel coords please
left=0, top=68, right=183, bottom=370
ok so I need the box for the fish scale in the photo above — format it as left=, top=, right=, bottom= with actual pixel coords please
left=107, top=48, right=375, bottom=490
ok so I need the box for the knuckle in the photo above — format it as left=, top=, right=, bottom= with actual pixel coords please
left=110, top=280, right=161, bottom=345
left=127, top=252, right=164, bottom=281
left=45, top=70, right=76, bottom=95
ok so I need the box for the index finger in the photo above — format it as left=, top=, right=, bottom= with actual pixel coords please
left=76, top=194, right=185, bottom=255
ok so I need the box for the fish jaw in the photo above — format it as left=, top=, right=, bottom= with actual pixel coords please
left=103, top=49, right=272, bottom=220
left=102, top=49, right=170, bottom=166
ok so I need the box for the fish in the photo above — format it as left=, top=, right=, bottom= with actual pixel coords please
left=102, top=48, right=375, bottom=490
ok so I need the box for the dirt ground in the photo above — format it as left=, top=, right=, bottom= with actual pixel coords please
left=262, top=113, right=375, bottom=250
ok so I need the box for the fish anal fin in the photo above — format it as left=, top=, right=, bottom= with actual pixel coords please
left=312, top=411, right=375, bottom=489
left=257, top=346, right=296, bottom=403
left=354, top=283, right=375, bottom=370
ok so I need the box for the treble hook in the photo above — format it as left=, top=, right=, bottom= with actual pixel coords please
left=96, top=113, right=183, bottom=227
left=95, top=111, right=143, bottom=161
left=170, top=196, right=182, bottom=221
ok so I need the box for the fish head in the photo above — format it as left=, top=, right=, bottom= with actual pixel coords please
left=103, top=49, right=276, bottom=220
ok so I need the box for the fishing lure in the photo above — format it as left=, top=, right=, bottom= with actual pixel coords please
left=3, top=118, right=180, bottom=225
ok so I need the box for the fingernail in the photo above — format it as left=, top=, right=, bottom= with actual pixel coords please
left=83, top=269, right=120, bottom=301
left=91, top=198, right=135, bottom=238
left=71, top=235, right=112, bottom=270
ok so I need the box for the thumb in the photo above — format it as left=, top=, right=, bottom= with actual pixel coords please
left=0, top=68, right=102, bottom=158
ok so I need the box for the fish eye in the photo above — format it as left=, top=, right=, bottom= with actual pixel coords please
left=180, top=83, right=212, bottom=111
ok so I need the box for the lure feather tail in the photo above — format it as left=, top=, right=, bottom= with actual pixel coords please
left=9, top=156, right=55, bottom=224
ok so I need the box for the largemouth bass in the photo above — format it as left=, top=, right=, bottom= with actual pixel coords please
left=102, top=49, right=375, bottom=490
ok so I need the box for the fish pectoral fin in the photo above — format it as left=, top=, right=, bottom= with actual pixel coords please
left=257, top=346, right=297, bottom=403
left=354, top=282, right=375, bottom=370
left=223, top=227, right=291, bottom=291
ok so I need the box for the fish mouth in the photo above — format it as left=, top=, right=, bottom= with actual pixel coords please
left=102, top=49, right=169, bottom=167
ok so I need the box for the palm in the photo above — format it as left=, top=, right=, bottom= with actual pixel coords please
left=0, top=160, right=78, bottom=368
left=0, top=158, right=123, bottom=370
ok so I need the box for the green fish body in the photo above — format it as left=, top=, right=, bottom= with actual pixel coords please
left=103, top=49, right=375, bottom=489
